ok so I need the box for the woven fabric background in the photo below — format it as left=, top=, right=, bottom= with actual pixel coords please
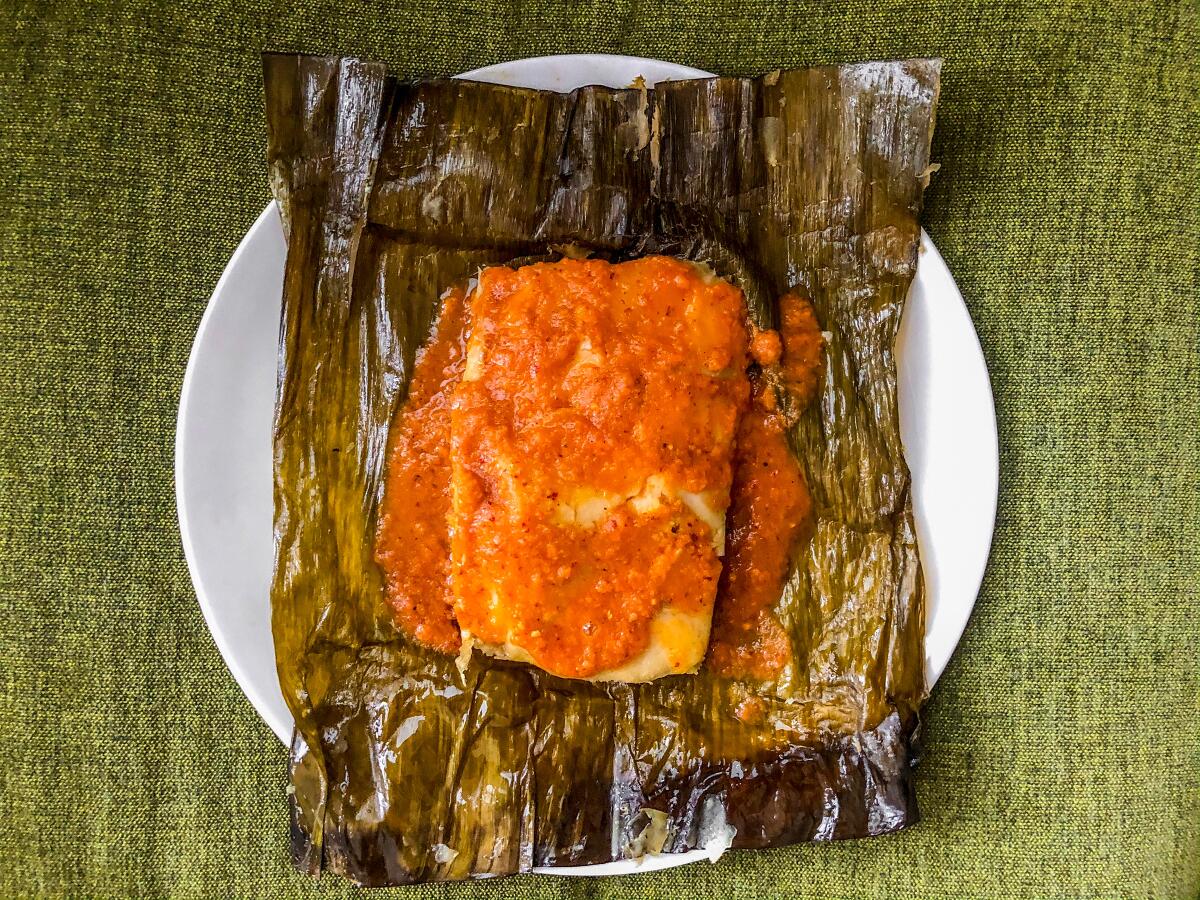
left=1, top=1, right=1197, bottom=897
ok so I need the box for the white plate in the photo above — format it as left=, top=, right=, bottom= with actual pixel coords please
left=175, top=54, right=998, bottom=877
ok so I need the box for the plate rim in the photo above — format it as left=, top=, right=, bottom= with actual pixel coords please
left=176, top=202, right=292, bottom=742
left=457, top=51, right=714, bottom=82
left=909, top=233, right=999, bottom=686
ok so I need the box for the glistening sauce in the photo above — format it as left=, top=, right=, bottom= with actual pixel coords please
left=374, top=287, right=467, bottom=654
left=707, top=293, right=824, bottom=680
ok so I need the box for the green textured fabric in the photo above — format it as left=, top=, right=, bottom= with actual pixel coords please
left=1, top=1, right=1197, bottom=897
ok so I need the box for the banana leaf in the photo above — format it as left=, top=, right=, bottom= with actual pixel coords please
left=264, top=52, right=939, bottom=885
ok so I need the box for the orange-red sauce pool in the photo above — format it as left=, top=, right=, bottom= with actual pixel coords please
left=705, top=404, right=812, bottom=679
left=374, top=287, right=467, bottom=654
left=706, top=292, right=823, bottom=679
left=374, top=262, right=823, bottom=682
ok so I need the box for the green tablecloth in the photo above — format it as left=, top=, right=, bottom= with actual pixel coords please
left=2, top=2, right=1196, bottom=897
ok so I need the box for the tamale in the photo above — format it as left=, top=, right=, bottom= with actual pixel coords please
left=264, top=53, right=939, bottom=884
left=451, top=256, right=749, bottom=683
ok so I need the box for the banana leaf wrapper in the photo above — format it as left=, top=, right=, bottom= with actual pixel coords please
left=264, top=53, right=939, bottom=885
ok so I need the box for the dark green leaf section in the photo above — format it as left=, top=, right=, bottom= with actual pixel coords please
left=265, top=53, right=938, bottom=885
